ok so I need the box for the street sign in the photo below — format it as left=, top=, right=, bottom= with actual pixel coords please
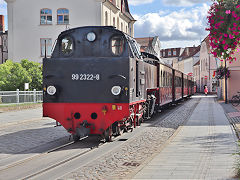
left=25, top=83, right=29, bottom=90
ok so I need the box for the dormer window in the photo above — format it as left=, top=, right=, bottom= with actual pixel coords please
left=57, top=8, right=69, bottom=24
left=173, top=50, right=176, bottom=55
left=40, top=9, right=52, bottom=25
left=168, top=51, right=171, bottom=56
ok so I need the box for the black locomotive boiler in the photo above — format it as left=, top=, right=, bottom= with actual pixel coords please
left=43, top=26, right=195, bottom=141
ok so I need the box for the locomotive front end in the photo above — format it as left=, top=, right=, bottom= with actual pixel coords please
left=43, top=27, right=131, bottom=141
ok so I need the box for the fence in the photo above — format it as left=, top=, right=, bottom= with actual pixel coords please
left=0, top=89, right=43, bottom=104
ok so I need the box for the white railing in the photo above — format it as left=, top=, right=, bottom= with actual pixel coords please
left=0, top=89, right=43, bottom=104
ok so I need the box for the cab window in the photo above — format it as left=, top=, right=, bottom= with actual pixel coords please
left=61, top=36, right=73, bottom=55
left=111, top=36, right=124, bottom=55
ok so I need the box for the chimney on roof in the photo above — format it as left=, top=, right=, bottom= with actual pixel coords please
left=0, top=15, right=4, bottom=32
left=186, top=47, right=189, bottom=56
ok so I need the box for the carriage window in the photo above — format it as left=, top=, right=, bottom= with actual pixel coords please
left=111, top=36, right=124, bottom=55
left=61, top=37, right=73, bottom=55
left=163, top=71, right=165, bottom=87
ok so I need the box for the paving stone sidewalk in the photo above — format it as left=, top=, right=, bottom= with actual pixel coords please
left=132, top=96, right=238, bottom=179
left=221, top=102, right=240, bottom=139
left=0, top=107, right=69, bottom=156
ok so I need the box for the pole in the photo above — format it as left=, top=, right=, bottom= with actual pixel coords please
left=44, top=40, right=47, bottom=58
left=225, top=59, right=228, bottom=104
left=209, top=53, right=211, bottom=91
left=1, top=33, right=3, bottom=64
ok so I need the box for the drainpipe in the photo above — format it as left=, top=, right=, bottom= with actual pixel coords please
left=209, top=53, right=211, bottom=91
left=1, top=34, right=3, bottom=64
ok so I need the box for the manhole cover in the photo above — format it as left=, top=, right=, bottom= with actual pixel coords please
left=122, top=162, right=140, bottom=167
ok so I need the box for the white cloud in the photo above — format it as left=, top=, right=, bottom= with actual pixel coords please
left=0, top=0, right=7, bottom=15
left=128, top=0, right=154, bottom=6
left=134, top=4, right=210, bottom=48
left=161, top=40, right=201, bottom=49
left=162, top=0, right=211, bottom=7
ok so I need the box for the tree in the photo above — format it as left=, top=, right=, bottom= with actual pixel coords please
left=206, top=0, right=240, bottom=61
left=0, top=60, right=31, bottom=91
left=20, top=59, right=42, bottom=90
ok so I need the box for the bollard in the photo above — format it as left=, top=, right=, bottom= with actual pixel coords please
left=33, top=89, right=36, bottom=103
left=16, top=89, right=19, bottom=103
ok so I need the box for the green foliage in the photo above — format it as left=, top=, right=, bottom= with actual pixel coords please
left=216, top=66, right=230, bottom=79
left=0, top=59, right=42, bottom=91
left=0, top=60, right=32, bottom=91
left=20, top=59, right=42, bottom=90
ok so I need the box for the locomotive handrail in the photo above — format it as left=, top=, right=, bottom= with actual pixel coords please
left=109, top=74, right=126, bottom=79
left=44, top=74, right=56, bottom=78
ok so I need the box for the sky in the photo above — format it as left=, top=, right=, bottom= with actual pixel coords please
left=0, top=0, right=212, bottom=49
left=128, top=0, right=212, bottom=48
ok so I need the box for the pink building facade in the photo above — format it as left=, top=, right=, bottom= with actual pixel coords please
left=221, top=46, right=240, bottom=101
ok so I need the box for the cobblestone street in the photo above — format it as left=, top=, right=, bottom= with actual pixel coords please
left=0, top=108, right=69, bottom=168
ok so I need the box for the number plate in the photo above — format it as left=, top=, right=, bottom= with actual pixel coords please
left=72, top=74, right=100, bottom=81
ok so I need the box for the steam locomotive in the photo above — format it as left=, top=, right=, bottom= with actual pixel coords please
left=43, top=26, right=195, bottom=142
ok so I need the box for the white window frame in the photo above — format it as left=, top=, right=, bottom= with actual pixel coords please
left=57, top=8, right=69, bottom=25
left=40, top=8, right=52, bottom=25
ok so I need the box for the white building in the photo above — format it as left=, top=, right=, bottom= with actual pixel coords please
left=199, top=36, right=218, bottom=92
left=5, top=0, right=135, bottom=63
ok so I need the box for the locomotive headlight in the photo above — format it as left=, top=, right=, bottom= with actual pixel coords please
left=87, top=32, right=96, bottom=42
left=111, top=86, right=121, bottom=96
left=47, top=86, right=57, bottom=96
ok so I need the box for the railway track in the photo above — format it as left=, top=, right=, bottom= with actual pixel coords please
left=0, top=135, right=102, bottom=180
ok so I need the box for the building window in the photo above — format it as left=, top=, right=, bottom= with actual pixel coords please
left=40, top=9, right=52, bottom=25
left=105, top=11, right=108, bottom=26
left=113, top=17, right=115, bottom=27
left=173, top=50, right=176, bottom=56
left=122, top=0, right=125, bottom=13
left=40, top=38, right=52, bottom=57
left=117, top=17, right=119, bottom=29
left=163, top=51, right=165, bottom=57
left=57, top=8, right=69, bottom=24
left=168, top=51, right=171, bottom=56
left=117, top=0, right=120, bottom=7
left=121, top=23, right=123, bottom=31
left=126, top=26, right=128, bottom=33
